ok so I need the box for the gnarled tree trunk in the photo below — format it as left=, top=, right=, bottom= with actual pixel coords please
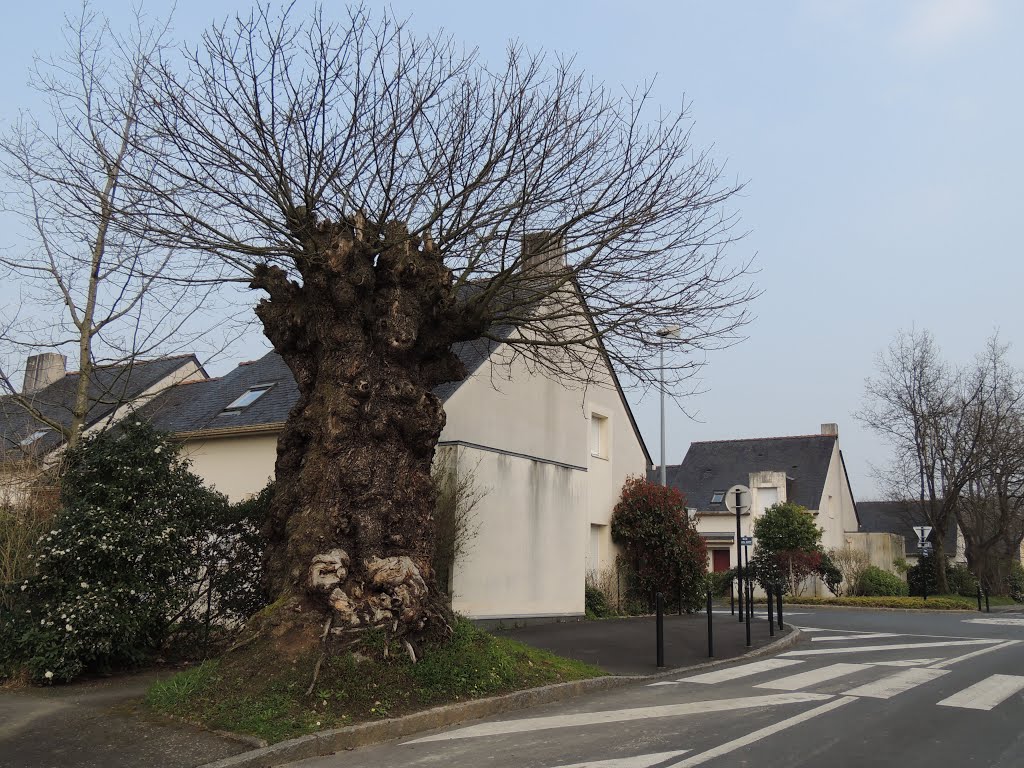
left=252, top=217, right=474, bottom=650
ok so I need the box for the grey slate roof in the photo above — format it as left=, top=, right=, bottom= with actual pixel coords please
left=0, top=355, right=202, bottom=459
left=857, top=500, right=957, bottom=556
left=143, top=334, right=509, bottom=436
left=656, top=434, right=838, bottom=511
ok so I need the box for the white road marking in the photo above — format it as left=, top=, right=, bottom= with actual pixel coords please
left=406, top=693, right=832, bottom=743
left=872, top=659, right=941, bottom=667
left=811, top=633, right=898, bottom=642
left=928, top=640, right=1021, bottom=669
left=965, top=617, right=1024, bottom=627
left=780, top=639, right=998, bottom=657
left=674, top=659, right=804, bottom=684
left=551, top=751, right=691, bottom=767
left=937, top=674, right=1024, bottom=711
left=841, top=667, right=948, bottom=699
left=755, top=663, right=871, bottom=691
left=666, top=697, right=855, bottom=767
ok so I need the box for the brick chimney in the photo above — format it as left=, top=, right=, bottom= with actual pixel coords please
left=821, top=423, right=839, bottom=437
left=22, top=353, right=67, bottom=395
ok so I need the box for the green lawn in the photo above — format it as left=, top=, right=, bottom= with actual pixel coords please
left=145, top=618, right=604, bottom=744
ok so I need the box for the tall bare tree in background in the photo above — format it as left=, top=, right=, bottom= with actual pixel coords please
left=129, top=5, right=755, bottom=652
left=958, top=337, right=1024, bottom=590
left=858, top=329, right=986, bottom=593
left=0, top=7, right=233, bottom=451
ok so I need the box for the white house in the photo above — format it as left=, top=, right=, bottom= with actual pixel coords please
left=141, top=335, right=651, bottom=622
left=0, top=353, right=207, bottom=501
left=660, top=423, right=859, bottom=595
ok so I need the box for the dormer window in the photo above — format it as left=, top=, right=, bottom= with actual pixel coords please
left=710, top=490, right=726, bottom=505
left=19, top=429, right=49, bottom=447
left=223, top=384, right=274, bottom=413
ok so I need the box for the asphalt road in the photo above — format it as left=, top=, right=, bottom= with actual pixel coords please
left=290, top=607, right=1024, bottom=768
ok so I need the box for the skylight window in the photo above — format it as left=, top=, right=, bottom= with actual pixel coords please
left=223, top=384, right=273, bottom=412
left=19, top=429, right=49, bottom=447
left=710, top=490, right=726, bottom=505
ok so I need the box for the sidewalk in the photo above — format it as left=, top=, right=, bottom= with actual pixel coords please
left=495, top=606, right=787, bottom=675
left=0, top=670, right=249, bottom=768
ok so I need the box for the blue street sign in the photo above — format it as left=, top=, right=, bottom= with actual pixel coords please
left=740, top=536, right=753, bottom=546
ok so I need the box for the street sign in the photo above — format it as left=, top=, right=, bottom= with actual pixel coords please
left=740, top=536, right=753, bottom=546
left=913, top=525, right=933, bottom=547
left=725, top=485, right=750, bottom=514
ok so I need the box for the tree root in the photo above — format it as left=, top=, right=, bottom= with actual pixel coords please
left=225, top=630, right=264, bottom=655
left=305, top=652, right=326, bottom=697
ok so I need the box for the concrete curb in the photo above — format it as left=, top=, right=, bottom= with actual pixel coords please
left=781, top=602, right=985, bottom=614
left=198, top=626, right=802, bottom=768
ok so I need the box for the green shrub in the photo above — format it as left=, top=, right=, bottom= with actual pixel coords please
left=784, top=595, right=973, bottom=610
left=946, top=563, right=979, bottom=597
left=907, top=552, right=940, bottom=597
left=584, top=584, right=614, bottom=618
left=1, top=421, right=227, bottom=682
left=858, top=566, right=908, bottom=597
left=611, top=477, right=707, bottom=613
left=708, top=569, right=736, bottom=597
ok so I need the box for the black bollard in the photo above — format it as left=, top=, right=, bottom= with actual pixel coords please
left=678, top=580, right=683, bottom=617
left=767, top=584, right=775, bottom=637
left=776, top=587, right=784, bottom=630
left=985, top=588, right=990, bottom=613
left=977, top=584, right=983, bottom=612
left=707, top=589, right=714, bottom=658
left=656, top=592, right=665, bottom=667
left=745, top=583, right=752, bottom=647
left=730, top=579, right=735, bottom=616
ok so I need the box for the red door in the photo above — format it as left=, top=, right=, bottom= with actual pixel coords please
left=712, top=549, right=731, bottom=573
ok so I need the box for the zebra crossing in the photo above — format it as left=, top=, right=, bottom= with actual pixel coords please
left=652, top=625, right=1023, bottom=712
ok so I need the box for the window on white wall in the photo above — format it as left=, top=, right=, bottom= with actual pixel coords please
left=590, top=414, right=608, bottom=458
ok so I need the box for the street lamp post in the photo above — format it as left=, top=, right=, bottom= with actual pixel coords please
left=656, top=325, right=680, bottom=485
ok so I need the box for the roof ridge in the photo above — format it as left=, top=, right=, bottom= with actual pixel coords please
left=691, top=433, right=836, bottom=445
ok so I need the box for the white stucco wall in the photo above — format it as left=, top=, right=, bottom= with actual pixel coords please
left=180, top=433, right=279, bottom=502
left=441, top=340, right=649, bottom=590
left=448, top=444, right=588, bottom=618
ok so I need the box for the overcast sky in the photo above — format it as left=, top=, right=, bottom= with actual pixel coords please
left=2, top=1, right=1021, bottom=500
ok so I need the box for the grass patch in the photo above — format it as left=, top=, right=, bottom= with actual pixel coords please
left=782, top=596, right=976, bottom=610
left=144, top=617, right=603, bottom=744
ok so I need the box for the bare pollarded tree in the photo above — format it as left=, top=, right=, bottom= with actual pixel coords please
left=0, top=6, right=236, bottom=452
left=133, top=5, right=756, bottom=652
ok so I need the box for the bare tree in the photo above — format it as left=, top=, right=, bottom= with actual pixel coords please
left=131, top=5, right=755, bottom=650
left=857, top=329, right=986, bottom=593
left=829, top=546, right=871, bottom=597
left=958, top=337, right=1024, bottom=591
left=0, top=6, right=234, bottom=451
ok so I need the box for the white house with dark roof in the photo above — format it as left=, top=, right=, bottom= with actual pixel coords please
left=660, top=423, right=859, bottom=594
left=0, top=353, right=207, bottom=500
left=143, top=335, right=651, bottom=622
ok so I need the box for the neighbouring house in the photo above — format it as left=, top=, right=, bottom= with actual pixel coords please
left=0, top=353, right=207, bottom=502
left=659, top=423, right=859, bottom=596
left=856, top=500, right=966, bottom=566
left=142, top=334, right=651, bottom=623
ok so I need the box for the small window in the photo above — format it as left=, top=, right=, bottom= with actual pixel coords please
left=710, top=490, right=726, bottom=505
left=590, top=414, right=608, bottom=458
left=19, top=429, right=49, bottom=447
left=223, top=384, right=274, bottom=412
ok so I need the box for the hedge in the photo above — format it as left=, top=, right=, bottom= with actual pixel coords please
left=780, top=596, right=975, bottom=610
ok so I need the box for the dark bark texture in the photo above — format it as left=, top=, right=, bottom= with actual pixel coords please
left=253, top=216, right=471, bottom=643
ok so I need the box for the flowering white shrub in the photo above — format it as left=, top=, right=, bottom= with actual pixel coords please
left=1, top=421, right=227, bottom=682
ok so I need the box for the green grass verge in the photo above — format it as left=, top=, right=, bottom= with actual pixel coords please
left=782, top=595, right=976, bottom=610
left=145, top=618, right=604, bottom=744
